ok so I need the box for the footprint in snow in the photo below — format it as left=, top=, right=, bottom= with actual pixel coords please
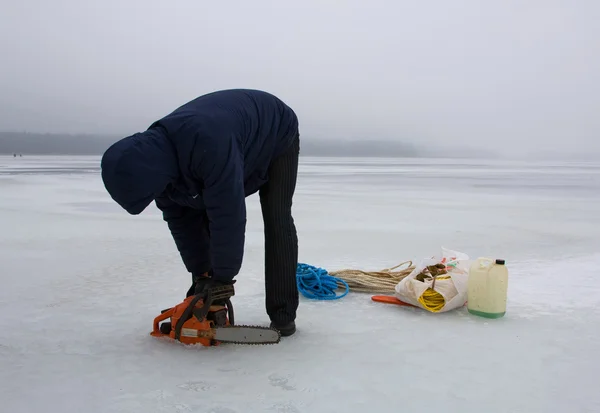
left=177, top=381, right=216, bottom=392
left=268, top=374, right=296, bottom=391
left=171, top=404, right=192, bottom=412
left=207, top=408, right=238, bottom=413
left=269, top=402, right=301, bottom=413
left=216, top=367, right=246, bottom=374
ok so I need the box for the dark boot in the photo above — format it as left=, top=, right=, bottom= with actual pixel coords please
left=186, top=275, right=235, bottom=306
left=187, top=271, right=234, bottom=297
left=186, top=275, right=236, bottom=327
left=270, top=320, right=296, bottom=337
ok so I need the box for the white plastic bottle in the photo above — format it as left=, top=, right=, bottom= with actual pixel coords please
left=467, top=258, right=509, bottom=318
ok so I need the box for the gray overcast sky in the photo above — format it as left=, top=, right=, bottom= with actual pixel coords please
left=1, top=0, right=598, bottom=157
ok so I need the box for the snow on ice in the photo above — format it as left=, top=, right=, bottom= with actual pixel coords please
left=0, top=155, right=599, bottom=413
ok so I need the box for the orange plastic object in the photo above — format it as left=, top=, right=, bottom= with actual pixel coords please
left=371, top=295, right=417, bottom=308
left=150, top=295, right=229, bottom=347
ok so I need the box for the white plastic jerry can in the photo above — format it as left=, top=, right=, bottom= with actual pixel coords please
left=467, top=258, right=508, bottom=319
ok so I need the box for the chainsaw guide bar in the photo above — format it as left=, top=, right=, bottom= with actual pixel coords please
left=210, top=325, right=281, bottom=345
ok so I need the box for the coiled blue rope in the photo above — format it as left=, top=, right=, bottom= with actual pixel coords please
left=296, top=263, right=349, bottom=300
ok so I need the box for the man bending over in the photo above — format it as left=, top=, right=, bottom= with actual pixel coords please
left=100, top=89, right=300, bottom=337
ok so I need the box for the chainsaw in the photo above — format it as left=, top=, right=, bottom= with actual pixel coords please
left=150, top=282, right=281, bottom=346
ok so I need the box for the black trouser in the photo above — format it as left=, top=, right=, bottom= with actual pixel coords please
left=259, top=133, right=300, bottom=325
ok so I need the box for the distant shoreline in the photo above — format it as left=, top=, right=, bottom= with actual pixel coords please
left=0, top=131, right=595, bottom=161
left=0, top=131, right=427, bottom=158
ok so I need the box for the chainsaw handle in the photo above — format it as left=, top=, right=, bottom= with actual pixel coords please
left=152, top=307, right=174, bottom=335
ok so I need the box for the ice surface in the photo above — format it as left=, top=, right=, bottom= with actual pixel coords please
left=0, top=155, right=599, bottom=413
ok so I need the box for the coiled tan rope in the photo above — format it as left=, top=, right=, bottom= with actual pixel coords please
left=327, top=261, right=415, bottom=293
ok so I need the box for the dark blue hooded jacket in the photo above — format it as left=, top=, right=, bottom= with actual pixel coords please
left=100, top=89, right=299, bottom=281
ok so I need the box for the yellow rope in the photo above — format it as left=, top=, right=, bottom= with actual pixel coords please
left=328, top=261, right=415, bottom=293
left=417, top=276, right=450, bottom=312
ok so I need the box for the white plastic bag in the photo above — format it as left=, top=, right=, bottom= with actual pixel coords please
left=394, top=247, right=471, bottom=313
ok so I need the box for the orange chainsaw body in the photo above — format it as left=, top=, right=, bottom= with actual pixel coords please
left=150, top=294, right=231, bottom=347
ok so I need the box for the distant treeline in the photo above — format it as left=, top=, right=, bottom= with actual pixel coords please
left=0, top=131, right=507, bottom=159
left=0, top=131, right=430, bottom=157
left=0, top=132, right=118, bottom=155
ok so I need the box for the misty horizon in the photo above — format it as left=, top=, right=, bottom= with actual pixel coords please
left=1, top=1, right=598, bottom=161
left=2, top=130, right=595, bottom=160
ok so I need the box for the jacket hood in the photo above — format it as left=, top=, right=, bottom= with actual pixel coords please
left=101, top=127, right=179, bottom=215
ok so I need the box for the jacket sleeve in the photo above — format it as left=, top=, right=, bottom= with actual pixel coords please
left=154, top=194, right=212, bottom=278
left=193, top=133, right=247, bottom=282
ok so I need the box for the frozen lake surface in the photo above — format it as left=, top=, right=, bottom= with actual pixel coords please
left=0, top=154, right=599, bottom=412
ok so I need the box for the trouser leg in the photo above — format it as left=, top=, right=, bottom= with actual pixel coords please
left=185, top=210, right=212, bottom=297
left=259, top=133, right=300, bottom=324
